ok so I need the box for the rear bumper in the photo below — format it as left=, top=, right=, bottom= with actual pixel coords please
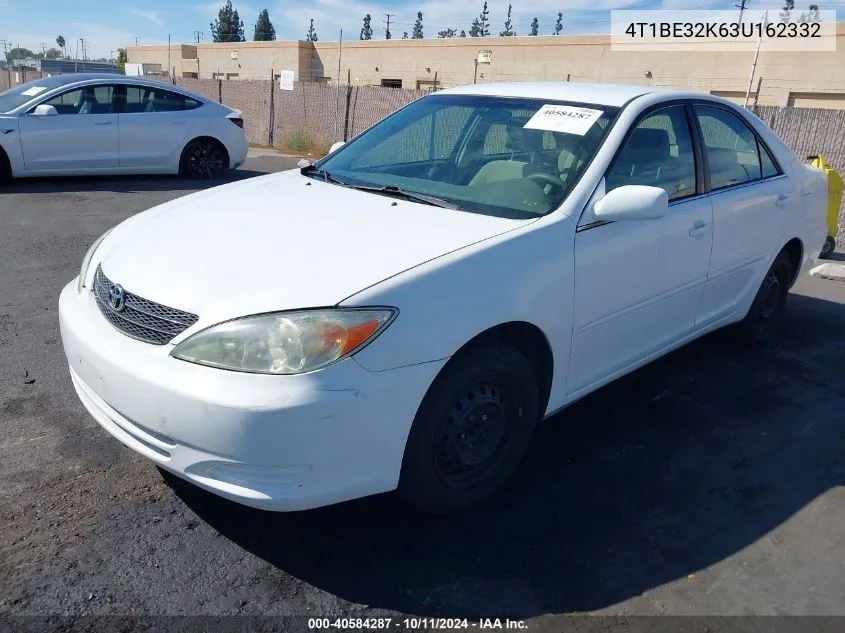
left=59, top=281, right=444, bottom=510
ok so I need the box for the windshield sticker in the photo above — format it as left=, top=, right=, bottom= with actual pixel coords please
left=524, top=105, right=604, bottom=136
left=21, top=86, right=48, bottom=97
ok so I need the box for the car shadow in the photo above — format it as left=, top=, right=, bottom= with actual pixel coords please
left=1, top=169, right=268, bottom=194
left=165, top=290, right=845, bottom=618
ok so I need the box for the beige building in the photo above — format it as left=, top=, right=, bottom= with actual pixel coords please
left=127, top=23, right=845, bottom=108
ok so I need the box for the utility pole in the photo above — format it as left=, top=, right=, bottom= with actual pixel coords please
left=194, top=31, right=203, bottom=77
left=744, top=10, right=767, bottom=107
left=39, top=42, right=47, bottom=56
left=383, top=14, right=395, bottom=39
left=135, top=37, right=140, bottom=46
left=167, top=34, right=171, bottom=81
left=735, top=0, right=748, bottom=24
left=193, top=31, right=204, bottom=44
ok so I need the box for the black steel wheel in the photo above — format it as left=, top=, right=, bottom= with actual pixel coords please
left=399, top=343, right=539, bottom=514
left=820, top=236, right=836, bottom=259
left=181, top=139, right=226, bottom=180
left=731, top=250, right=793, bottom=343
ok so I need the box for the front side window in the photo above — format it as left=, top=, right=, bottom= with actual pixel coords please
left=44, top=85, right=116, bottom=114
left=606, top=106, right=697, bottom=201
left=695, top=105, right=779, bottom=190
left=318, top=95, right=620, bottom=218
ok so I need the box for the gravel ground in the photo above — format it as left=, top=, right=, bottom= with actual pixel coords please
left=2, top=154, right=844, bottom=624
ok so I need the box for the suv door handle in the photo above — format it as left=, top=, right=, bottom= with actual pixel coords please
left=689, top=220, right=709, bottom=239
left=93, top=121, right=113, bottom=126
left=776, top=193, right=789, bottom=206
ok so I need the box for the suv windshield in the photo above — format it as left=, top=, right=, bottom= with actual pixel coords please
left=316, top=94, right=619, bottom=218
left=0, top=76, right=71, bottom=113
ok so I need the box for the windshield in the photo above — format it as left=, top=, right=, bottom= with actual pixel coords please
left=316, top=94, right=619, bottom=218
left=0, top=76, right=72, bottom=113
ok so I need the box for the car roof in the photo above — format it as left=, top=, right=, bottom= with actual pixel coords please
left=23, top=73, right=180, bottom=89
left=437, top=82, right=662, bottom=107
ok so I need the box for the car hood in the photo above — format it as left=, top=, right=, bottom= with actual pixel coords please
left=96, top=170, right=528, bottom=326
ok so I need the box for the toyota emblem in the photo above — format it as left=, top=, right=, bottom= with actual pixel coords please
left=107, top=283, right=126, bottom=312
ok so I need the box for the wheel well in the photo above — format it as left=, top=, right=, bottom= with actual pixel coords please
left=181, top=136, right=230, bottom=170
left=452, top=322, right=554, bottom=418
left=782, top=238, right=803, bottom=287
left=0, top=145, right=11, bottom=180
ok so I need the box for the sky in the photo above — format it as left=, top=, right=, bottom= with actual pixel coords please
left=2, top=0, right=844, bottom=59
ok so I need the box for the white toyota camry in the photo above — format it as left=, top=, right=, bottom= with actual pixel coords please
left=59, top=83, right=827, bottom=514
left=0, top=74, right=247, bottom=180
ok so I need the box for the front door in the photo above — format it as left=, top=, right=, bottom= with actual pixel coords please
left=18, top=84, right=119, bottom=172
left=567, top=105, right=713, bottom=395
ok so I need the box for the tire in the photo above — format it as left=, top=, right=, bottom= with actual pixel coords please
left=180, top=138, right=227, bottom=180
left=820, top=236, right=836, bottom=259
left=730, top=250, right=793, bottom=344
left=399, top=343, right=539, bottom=514
left=0, top=148, right=11, bottom=183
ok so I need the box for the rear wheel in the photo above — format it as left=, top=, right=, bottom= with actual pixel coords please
left=180, top=138, right=227, bottom=180
left=820, top=236, right=836, bottom=259
left=399, top=344, right=539, bottom=514
left=730, top=250, right=793, bottom=343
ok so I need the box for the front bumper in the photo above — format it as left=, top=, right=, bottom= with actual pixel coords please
left=59, top=281, right=444, bottom=511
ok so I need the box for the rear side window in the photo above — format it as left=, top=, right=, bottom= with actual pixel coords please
left=123, top=86, right=203, bottom=113
left=694, top=105, right=781, bottom=190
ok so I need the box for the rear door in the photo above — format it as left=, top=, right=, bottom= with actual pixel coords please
left=692, top=104, right=794, bottom=328
left=117, top=85, right=200, bottom=168
left=18, top=84, right=119, bottom=172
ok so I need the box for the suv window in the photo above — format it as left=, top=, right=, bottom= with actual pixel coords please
left=44, top=85, right=116, bottom=114
left=123, top=86, right=203, bottom=113
left=607, top=106, right=697, bottom=201
left=694, top=105, right=780, bottom=190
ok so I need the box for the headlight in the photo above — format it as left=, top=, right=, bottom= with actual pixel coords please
left=170, top=308, right=397, bottom=375
left=77, top=229, right=113, bottom=293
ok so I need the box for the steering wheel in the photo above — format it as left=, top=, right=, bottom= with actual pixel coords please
left=526, top=172, right=566, bottom=192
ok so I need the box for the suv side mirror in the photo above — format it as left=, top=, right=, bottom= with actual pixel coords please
left=30, top=104, right=58, bottom=117
left=594, top=185, right=668, bottom=221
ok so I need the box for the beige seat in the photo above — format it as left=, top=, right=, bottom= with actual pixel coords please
left=469, top=125, right=545, bottom=186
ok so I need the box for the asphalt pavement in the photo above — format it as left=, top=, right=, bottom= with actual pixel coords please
left=2, top=152, right=844, bottom=622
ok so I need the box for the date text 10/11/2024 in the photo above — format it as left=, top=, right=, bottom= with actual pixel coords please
left=307, top=618, right=528, bottom=630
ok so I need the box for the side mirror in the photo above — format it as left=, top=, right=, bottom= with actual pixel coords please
left=30, top=104, right=58, bottom=117
left=593, top=185, right=668, bottom=222
left=328, top=141, right=345, bottom=155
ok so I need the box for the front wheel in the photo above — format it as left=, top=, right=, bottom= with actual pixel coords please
left=399, top=344, right=539, bottom=514
left=180, top=139, right=227, bottom=180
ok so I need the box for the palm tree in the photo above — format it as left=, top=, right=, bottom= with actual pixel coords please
left=56, top=35, right=66, bottom=58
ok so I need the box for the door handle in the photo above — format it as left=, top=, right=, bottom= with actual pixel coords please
left=94, top=121, right=113, bottom=126
left=776, top=193, right=789, bottom=206
left=171, top=121, right=186, bottom=125
left=689, top=220, right=709, bottom=239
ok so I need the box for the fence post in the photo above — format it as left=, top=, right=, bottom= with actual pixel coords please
left=343, top=85, right=353, bottom=141
left=217, top=78, right=222, bottom=104
left=268, top=69, right=275, bottom=147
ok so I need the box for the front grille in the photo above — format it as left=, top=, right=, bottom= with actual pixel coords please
left=93, top=266, right=199, bottom=345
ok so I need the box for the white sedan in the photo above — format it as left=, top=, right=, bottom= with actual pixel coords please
left=0, top=74, right=247, bottom=180
left=59, top=83, right=827, bottom=514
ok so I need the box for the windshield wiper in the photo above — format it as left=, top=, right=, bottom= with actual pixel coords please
left=346, top=184, right=461, bottom=210
left=301, top=165, right=347, bottom=186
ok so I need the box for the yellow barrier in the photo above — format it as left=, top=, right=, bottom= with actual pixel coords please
left=809, top=155, right=843, bottom=258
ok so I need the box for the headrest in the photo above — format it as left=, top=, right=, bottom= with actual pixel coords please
left=624, top=128, right=670, bottom=161
left=707, top=147, right=739, bottom=171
